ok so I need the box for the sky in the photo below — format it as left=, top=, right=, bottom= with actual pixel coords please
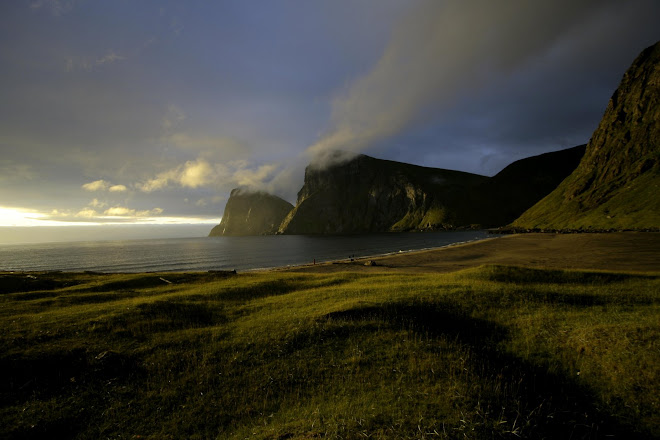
left=1, top=0, right=659, bottom=243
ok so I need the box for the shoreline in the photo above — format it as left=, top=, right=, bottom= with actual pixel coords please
left=0, top=230, right=490, bottom=274
left=280, top=232, right=660, bottom=274
left=251, top=235, right=500, bottom=273
left=2, top=232, right=658, bottom=276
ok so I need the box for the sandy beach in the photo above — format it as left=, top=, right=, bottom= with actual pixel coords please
left=280, top=232, right=660, bottom=274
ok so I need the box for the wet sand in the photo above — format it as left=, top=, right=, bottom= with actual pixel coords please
left=279, top=232, right=660, bottom=274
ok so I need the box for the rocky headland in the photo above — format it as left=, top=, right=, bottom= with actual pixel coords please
left=208, top=188, right=293, bottom=236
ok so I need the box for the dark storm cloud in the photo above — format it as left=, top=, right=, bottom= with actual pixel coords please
left=426, top=0, right=660, bottom=175
left=308, top=0, right=660, bottom=174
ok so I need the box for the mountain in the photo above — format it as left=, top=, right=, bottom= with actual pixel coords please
left=208, top=145, right=586, bottom=236
left=275, top=147, right=586, bottom=234
left=208, top=189, right=293, bottom=236
left=277, top=153, right=488, bottom=234
left=512, top=41, right=660, bottom=230
left=462, top=144, right=586, bottom=227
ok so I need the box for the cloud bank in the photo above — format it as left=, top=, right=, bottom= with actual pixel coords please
left=137, top=158, right=282, bottom=194
left=82, top=180, right=128, bottom=192
left=306, top=0, right=616, bottom=163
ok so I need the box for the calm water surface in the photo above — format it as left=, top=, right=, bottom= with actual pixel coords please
left=0, top=231, right=490, bottom=273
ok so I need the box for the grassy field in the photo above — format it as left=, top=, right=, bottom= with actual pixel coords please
left=1, top=266, right=658, bottom=439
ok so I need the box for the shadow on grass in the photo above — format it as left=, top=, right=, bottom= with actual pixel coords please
left=479, top=265, right=658, bottom=285
left=85, top=271, right=240, bottom=293
left=325, top=302, right=649, bottom=439
left=92, top=300, right=228, bottom=338
left=0, top=273, right=82, bottom=295
left=521, top=290, right=654, bottom=307
left=209, top=277, right=353, bottom=302
left=59, top=291, right=142, bottom=305
left=0, top=348, right=142, bottom=405
left=1, top=348, right=144, bottom=439
left=88, top=275, right=179, bottom=292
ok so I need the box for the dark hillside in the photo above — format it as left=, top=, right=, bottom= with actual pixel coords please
left=513, top=41, right=660, bottom=230
left=209, top=189, right=293, bottom=236
left=278, top=153, right=488, bottom=234
left=462, top=144, right=586, bottom=227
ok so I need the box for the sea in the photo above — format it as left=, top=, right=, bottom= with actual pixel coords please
left=0, top=230, right=490, bottom=273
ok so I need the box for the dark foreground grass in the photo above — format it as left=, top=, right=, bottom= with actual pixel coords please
left=0, top=266, right=658, bottom=439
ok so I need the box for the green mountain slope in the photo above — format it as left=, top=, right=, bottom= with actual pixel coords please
left=513, top=41, right=660, bottom=230
left=209, top=189, right=293, bottom=236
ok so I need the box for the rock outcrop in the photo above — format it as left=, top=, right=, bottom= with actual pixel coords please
left=208, top=188, right=293, bottom=236
left=513, top=41, right=660, bottom=230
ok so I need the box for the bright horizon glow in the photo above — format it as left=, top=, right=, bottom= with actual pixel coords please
left=0, top=206, right=220, bottom=227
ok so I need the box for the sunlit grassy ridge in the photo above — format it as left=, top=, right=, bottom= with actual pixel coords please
left=1, top=267, right=658, bottom=439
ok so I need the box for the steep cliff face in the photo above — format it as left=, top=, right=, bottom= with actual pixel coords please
left=208, top=189, right=293, bottom=236
left=513, top=41, right=660, bottom=230
left=278, top=154, right=488, bottom=234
